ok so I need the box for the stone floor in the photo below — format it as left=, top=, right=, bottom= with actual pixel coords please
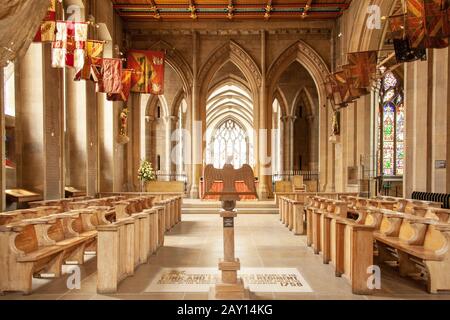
left=1, top=214, right=450, bottom=300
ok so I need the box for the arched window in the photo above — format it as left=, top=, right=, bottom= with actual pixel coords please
left=208, top=119, right=249, bottom=169
left=377, top=72, right=405, bottom=177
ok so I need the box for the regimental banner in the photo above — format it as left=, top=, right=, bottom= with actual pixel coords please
left=52, top=21, right=88, bottom=72
left=33, top=0, right=56, bottom=42
left=74, top=40, right=104, bottom=81
left=107, top=69, right=133, bottom=101
left=389, top=15, right=406, bottom=40
left=97, top=58, right=123, bottom=95
left=393, top=38, right=428, bottom=62
left=127, top=50, right=165, bottom=95
left=423, top=0, right=450, bottom=48
left=345, top=51, right=377, bottom=88
left=405, top=0, right=449, bottom=49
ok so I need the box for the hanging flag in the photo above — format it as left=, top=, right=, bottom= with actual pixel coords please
left=52, top=21, right=88, bottom=72
left=74, top=40, right=104, bottom=81
left=345, top=51, right=377, bottom=88
left=127, top=50, right=165, bottom=95
left=393, top=38, right=427, bottom=62
left=388, top=15, right=406, bottom=40
left=405, top=0, right=449, bottom=48
left=33, top=0, right=57, bottom=42
left=423, top=0, right=450, bottom=48
left=107, top=69, right=133, bottom=101
left=326, top=72, right=352, bottom=106
left=97, top=58, right=123, bottom=94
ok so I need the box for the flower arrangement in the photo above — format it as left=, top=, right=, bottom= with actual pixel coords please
left=138, top=160, right=156, bottom=182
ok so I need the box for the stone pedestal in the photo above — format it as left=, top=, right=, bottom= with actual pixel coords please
left=209, top=210, right=250, bottom=300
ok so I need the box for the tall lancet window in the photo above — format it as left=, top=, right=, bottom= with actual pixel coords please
left=377, top=71, right=405, bottom=177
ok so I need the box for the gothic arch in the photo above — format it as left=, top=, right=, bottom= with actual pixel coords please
left=273, top=87, right=289, bottom=118
left=267, top=40, right=331, bottom=191
left=198, top=40, right=261, bottom=95
left=267, top=40, right=329, bottom=109
left=150, top=40, right=193, bottom=95
left=145, top=94, right=169, bottom=118
left=208, top=74, right=251, bottom=98
left=171, top=88, right=187, bottom=118
left=291, top=87, right=316, bottom=121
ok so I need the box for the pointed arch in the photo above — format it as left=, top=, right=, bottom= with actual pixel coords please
left=267, top=40, right=329, bottom=109
left=198, top=40, right=261, bottom=95
left=272, top=87, right=289, bottom=118
left=291, top=87, right=316, bottom=121
left=267, top=40, right=331, bottom=191
left=145, top=94, right=169, bottom=118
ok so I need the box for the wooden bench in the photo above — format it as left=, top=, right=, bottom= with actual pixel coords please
left=0, top=206, right=62, bottom=226
left=0, top=221, right=67, bottom=294
left=373, top=209, right=450, bottom=293
left=97, top=217, right=136, bottom=293
left=37, top=213, right=97, bottom=265
left=144, top=208, right=159, bottom=255
left=306, top=197, right=376, bottom=294
left=153, top=205, right=166, bottom=248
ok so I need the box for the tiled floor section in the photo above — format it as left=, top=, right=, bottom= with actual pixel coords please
left=1, top=214, right=450, bottom=300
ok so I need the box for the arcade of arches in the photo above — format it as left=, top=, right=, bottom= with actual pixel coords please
left=2, top=0, right=450, bottom=301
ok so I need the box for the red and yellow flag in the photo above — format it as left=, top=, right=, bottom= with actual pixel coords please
left=74, top=40, right=105, bottom=81
left=34, top=0, right=56, bottom=42
left=107, top=69, right=133, bottom=102
left=127, top=50, right=165, bottom=95
left=97, top=58, right=123, bottom=95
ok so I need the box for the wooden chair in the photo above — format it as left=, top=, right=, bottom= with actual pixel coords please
left=291, top=175, right=307, bottom=192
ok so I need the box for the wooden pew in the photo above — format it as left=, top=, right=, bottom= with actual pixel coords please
left=36, top=213, right=97, bottom=265
left=374, top=209, right=450, bottom=293
left=0, top=206, right=62, bottom=226
left=0, top=221, right=67, bottom=294
left=153, top=205, right=165, bottom=248
left=144, top=208, right=159, bottom=255
left=308, top=197, right=376, bottom=294
left=290, top=200, right=306, bottom=235
left=97, top=217, right=135, bottom=294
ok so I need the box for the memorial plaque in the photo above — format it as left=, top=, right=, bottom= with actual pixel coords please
left=223, top=217, right=234, bottom=228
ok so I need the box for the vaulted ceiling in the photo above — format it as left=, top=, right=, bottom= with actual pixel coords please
left=112, top=0, right=352, bottom=21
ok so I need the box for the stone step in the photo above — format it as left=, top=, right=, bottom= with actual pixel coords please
left=182, top=201, right=278, bottom=209
left=182, top=207, right=279, bottom=215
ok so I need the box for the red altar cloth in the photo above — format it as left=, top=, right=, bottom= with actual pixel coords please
left=201, top=180, right=258, bottom=200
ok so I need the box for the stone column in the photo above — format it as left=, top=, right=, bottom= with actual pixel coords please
left=86, top=80, right=98, bottom=196
left=190, top=31, right=201, bottom=198
left=404, top=58, right=431, bottom=196
left=42, top=43, right=64, bottom=199
left=17, top=44, right=45, bottom=196
left=287, top=115, right=296, bottom=171
left=431, top=48, right=450, bottom=193
left=165, top=115, right=178, bottom=179
left=145, top=115, right=156, bottom=164
left=258, top=30, right=269, bottom=199
left=281, top=116, right=289, bottom=174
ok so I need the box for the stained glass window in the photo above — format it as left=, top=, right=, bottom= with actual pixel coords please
left=378, top=72, right=404, bottom=177
left=208, top=119, right=249, bottom=169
